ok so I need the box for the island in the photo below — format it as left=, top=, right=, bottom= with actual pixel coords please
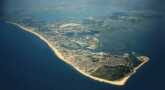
left=8, top=16, right=149, bottom=86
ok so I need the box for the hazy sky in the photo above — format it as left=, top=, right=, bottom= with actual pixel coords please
left=3, top=0, right=163, bottom=10
left=1, top=0, right=164, bottom=17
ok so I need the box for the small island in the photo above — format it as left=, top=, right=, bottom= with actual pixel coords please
left=9, top=18, right=149, bottom=86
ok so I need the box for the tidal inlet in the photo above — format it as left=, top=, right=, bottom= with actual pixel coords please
left=1, top=0, right=156, bottom=86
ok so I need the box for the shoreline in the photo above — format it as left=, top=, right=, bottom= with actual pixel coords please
left=9, top=22, right=149, bottom=86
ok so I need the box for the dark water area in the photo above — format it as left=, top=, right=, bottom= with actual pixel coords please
left=0, top=21, right=165, bottom=90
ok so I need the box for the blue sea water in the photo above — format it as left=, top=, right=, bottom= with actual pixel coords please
left=1, top=0, right=165, bottom=89
left=0, top=18, right=165, bottom=90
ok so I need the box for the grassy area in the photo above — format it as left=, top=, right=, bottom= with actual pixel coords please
left=91, top=65, right=132, bottom=81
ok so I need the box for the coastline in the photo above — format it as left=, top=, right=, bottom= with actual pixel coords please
left=8, top=22, right=149, bottom=86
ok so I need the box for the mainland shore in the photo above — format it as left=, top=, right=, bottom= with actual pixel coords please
left=9, top=22, right=149, bottom=86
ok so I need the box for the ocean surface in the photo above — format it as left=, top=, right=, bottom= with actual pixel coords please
left=0, top=20, right=165, bottom=90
